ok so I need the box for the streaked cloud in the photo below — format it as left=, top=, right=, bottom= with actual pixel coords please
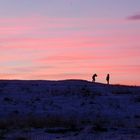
left=0, top=14, right=139, bottom=85
left=127, top=13, right=140, bottom=20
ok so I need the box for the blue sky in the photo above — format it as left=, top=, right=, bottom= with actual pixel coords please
left=0, top=0, right=140, bottom=17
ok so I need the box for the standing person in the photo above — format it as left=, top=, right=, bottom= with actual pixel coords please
left=106, top=74, right=110, bottom=84
left=92, top=73, right=97, bottom=82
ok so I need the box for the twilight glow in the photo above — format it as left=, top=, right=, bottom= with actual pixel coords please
left=0, top=0, right=140, bottom=85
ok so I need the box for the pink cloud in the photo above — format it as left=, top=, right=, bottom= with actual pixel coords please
left=0, top=16, right=139, bottom=85
left=0, top=26, right=34, bottom=35
left=2, top=34, right=139, bottom=51
left=0, top=16, right=127, bottom=38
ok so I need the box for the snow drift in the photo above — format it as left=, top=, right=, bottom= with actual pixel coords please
left=0, top=80, right=139, bottom=140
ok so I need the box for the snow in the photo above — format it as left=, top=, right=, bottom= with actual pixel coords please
left=0, top=79, right=139, bottom=139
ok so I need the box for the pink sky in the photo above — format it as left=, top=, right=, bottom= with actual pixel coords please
left=0, top=0, right=140, bottom=85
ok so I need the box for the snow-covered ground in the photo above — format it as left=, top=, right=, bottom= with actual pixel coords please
left=0, top=80, right=139, bottom=140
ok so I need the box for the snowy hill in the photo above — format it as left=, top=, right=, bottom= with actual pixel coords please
left=0, top=80, right=140, bottom=140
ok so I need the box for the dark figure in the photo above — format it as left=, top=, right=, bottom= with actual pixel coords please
left=106, top=74, right=110, bottom=84
left=92, top=74, right=97, bottom=82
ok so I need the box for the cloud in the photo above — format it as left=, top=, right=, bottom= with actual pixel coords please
left=0, top=16, right=139, bottom=85
left=127, top=13, right=140, bottom=20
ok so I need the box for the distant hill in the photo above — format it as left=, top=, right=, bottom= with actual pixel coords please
left=0, top=80, right=140, bottom=140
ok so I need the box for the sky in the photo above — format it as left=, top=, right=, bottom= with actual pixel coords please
left=0, top=0, right=140, bottom=85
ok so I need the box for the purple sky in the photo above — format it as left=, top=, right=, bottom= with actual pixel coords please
left=0, top=0, right=140, bottom=85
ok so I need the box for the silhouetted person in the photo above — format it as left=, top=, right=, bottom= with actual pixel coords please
left=106, top=74, right=110, bottom=84
left=92, top=73, right=97, bottom=82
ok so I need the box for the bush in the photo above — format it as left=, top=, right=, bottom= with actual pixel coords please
left=112, top=89, right=132, bottom=94
left=3, top=97, right=13, bottom=103
left=134, top=96, right=140, bottom=103
left=14, top=136, right=30, bottom=140
left=0, top=113, right=78, bottom=129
